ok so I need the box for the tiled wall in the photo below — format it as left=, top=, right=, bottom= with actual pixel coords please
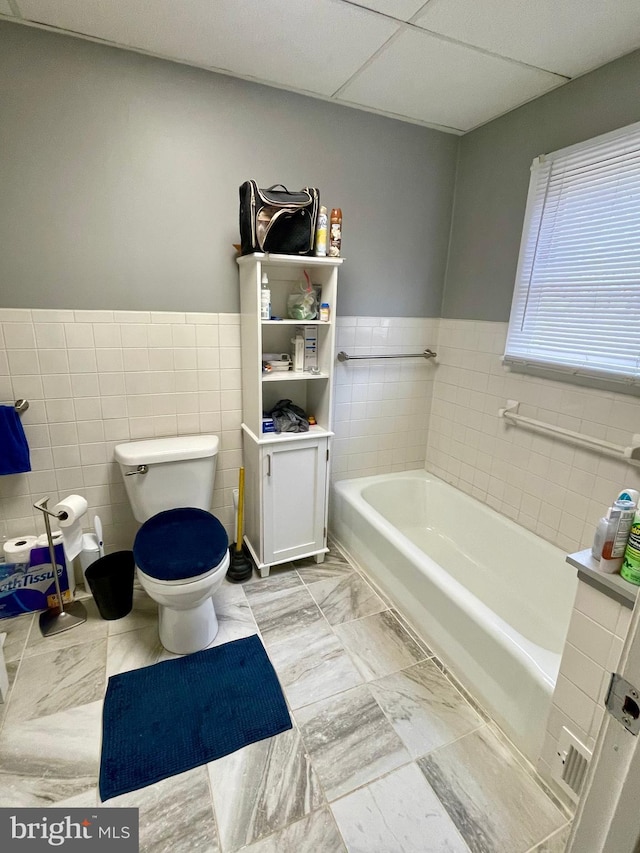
left=426, top=318, right=640, bottom=555
left=538, top=580, right=632, bottom=804
left=331, top=316, right=438, bottom=481
left=0, top=308, right=242, bottom=551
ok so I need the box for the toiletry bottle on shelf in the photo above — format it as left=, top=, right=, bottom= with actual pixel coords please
left=599, top=498, right=636, bottom=573
left=621, top=506, right=640, bottom=585
left=592, top=510, right=611, bottom=561
left=320, top=303, right=330, bottom=322
left=315, top=206, right=328, bottom=257
left=260, top=273, right=271, bottom=320
left=329, top=208, right=342, bottom=257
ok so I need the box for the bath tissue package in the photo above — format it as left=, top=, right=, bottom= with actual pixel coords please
left=54, top=494, right=88, bottom=562
left=0, top=542, right=75, bottom=619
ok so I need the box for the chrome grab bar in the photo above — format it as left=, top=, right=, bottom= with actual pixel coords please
left=337, top=348, right=437, bottom=362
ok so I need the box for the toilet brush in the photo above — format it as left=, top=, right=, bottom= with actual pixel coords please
left=227, top=467, right=253, bottom=582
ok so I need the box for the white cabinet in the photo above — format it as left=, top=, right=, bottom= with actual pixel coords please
left=238, top=253, right=342, bottom=578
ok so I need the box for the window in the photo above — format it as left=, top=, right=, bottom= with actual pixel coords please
left=504, top=121, right=640, bottom=385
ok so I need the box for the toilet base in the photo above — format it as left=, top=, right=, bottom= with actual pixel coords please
left=158, top=597, right=219, bottom=655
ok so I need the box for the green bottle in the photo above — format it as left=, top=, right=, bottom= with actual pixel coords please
left=621, top=508, right=640, bottom=585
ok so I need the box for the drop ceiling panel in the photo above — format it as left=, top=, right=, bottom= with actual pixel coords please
left=415, top=0, right=640, bottom=77
left=16, top=0, right=400, bottom=96
left=347, top=0, right=429, bottom=20
left=339, top=28, right=564, bottom=131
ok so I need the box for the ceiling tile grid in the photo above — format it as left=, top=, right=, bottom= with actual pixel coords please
left=4, top=0, right=640, bottom=132
left=14, top=0, right=400, bottom=97
left=414, top=0, right=640, bottom=78
left=338, top=26, right=564, bottom=132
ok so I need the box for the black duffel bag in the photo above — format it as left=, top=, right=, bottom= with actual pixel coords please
left=239, top=181, right=319, bottom=256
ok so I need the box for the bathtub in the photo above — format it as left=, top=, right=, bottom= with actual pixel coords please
left=331, top=470, right=578, bottom=763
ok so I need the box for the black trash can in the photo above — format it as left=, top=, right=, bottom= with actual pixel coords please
left=85, top=550, right=135, bottom=620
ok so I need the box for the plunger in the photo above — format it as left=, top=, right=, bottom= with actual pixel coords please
left=226, top=466, right=253, bottom=582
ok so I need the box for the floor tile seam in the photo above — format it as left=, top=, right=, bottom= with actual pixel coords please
left=202, top=763, right=224, bottom=853
left=483, top=719, right=573, bottom=820
left=21, top=631, right=110, bottom=662
left=4, top=644, right=109, bottom=732
left=324, top=757, right=416, bottom=807
left=362, top=661, right=479, bottom=759
left=412, top=721, right=490, bottom=767
left=522, top=821, right=572, bottom=853
left=430, top=656, right=493, bottom=723
left=0, top=656, right=24, bottom=739
left=1, top=697, right=105, bottom=742
left=303, top=579, right=389, bottom=630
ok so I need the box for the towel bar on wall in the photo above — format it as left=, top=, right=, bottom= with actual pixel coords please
left=498, top=399, right=640, bottom=466
left=3, top=399, right=29, bottom=414
left=337, top=348, right=437, bottom=362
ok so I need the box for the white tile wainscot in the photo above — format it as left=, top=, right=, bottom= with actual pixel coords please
left=538, top=549, right=637, bottom=808
left=0, top=308, right=242, bottom=551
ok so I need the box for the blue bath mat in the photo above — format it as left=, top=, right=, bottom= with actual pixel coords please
left=99, top=635, right=291, bottom=801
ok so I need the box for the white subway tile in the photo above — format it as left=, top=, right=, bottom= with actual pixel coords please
left=101, top=397, right=128, bottom=420
left=74, top=398, right=102, bottom=421
left=98, top=373, right=125, bottom=397
left=121, top=325, right=149, bottom=348
left=75, top=310, right=114, bottom=324
left=77, top=420, right=105, bottom=443
left=52, top=445, right=81, bottom=468
left=38, top=349, right=69, bottom=374
left=93, top=324, right=122, bottom=348
left=186, top=312, right=218, bottom=325
left=0, top=308, right=31, bottom=322
left=49, top=422, right=78, bottom=446
left=44, top=399, right=75, bottom=423
left=8, top=350, right=39, bottom=375
left=96, top=349, right=124, bottom=372
left=69, top=348, right=97, bottom=373
left=151, top=312, right=184, bottom=324
left=70, top=373, right=100, bottom=397
left=171, top=324, right=196, bottom=347
left=553, top=675, right=596, bottom=735
left=114, top=311, right=150, bottom=323
left=574, top=581, right=623, bottom=632
left=64, top=323, right=94, bottom=348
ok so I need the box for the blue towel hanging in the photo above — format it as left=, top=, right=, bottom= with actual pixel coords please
left=0, top=405, right=31, bottom=475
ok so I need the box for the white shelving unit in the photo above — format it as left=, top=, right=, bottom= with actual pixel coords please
left=237, top=252, right=343, bottom=578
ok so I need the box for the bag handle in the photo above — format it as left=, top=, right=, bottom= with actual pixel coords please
left=266, top=184, right=290, bottom=192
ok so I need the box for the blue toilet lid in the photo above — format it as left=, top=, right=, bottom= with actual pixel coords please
left=133, top=507, right=228, bottom=582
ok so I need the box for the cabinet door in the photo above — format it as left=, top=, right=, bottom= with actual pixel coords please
left=262, top=437, right=328, bottom=565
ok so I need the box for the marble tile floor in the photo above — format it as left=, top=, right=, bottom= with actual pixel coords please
left=0, top=545, right=572, bottom=853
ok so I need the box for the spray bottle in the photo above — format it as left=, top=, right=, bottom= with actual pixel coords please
left=621, top=502, right=640, bottom=585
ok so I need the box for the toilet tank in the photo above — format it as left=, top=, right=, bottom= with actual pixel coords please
left=114, top=435, right=219, bottom=523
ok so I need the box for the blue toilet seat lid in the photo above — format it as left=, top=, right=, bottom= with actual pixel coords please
left=133, top=507, right=229, bottom=582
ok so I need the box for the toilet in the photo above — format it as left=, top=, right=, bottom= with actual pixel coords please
left=114, top=435, right=230, bottom=655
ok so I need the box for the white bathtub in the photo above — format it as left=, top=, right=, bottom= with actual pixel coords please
left=331, top=469, right=577, bottom=763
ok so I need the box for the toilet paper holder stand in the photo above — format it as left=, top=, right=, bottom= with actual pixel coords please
left=33, top=497, right=87, bottom=637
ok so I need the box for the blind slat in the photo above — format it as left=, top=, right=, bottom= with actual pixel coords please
left=505, top=120, right=640, bottom=384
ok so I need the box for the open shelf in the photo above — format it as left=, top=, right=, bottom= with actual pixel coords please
left=262, top=371, right=330, bottom=382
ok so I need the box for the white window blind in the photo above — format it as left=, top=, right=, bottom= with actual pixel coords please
left=505, top=121, right=640, bottom=385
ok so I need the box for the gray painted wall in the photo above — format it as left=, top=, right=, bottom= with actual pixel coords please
left=0, top=21, right=457, bottom=317
left=443, top=47, right=640, bottom=321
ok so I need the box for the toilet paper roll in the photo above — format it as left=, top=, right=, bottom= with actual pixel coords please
left=35, top=531, right=64, bottom=548
left=3, top=535, right=38, bottom=564
left=53, top=494, right=88, bottom=562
